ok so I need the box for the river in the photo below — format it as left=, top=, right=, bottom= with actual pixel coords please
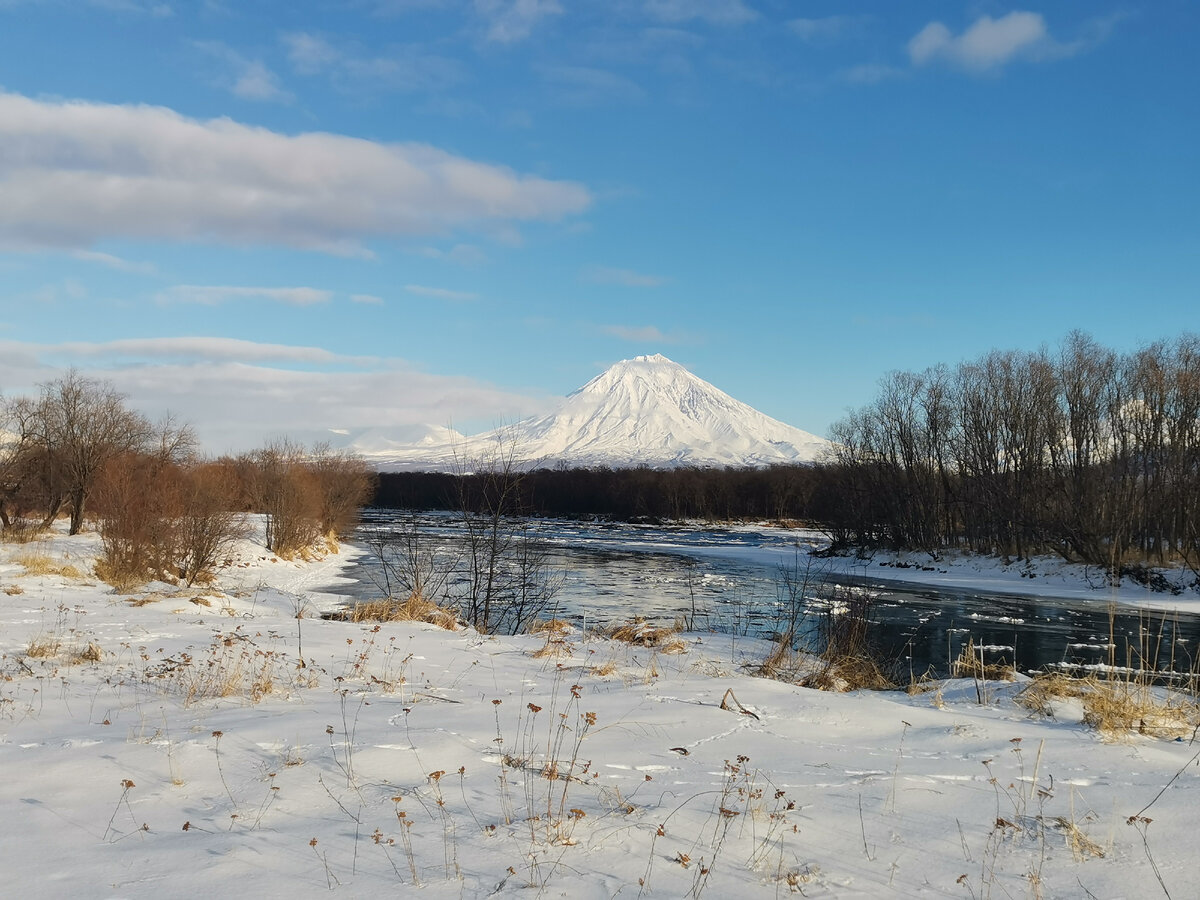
left=331, top=510, right=1200, bottom=680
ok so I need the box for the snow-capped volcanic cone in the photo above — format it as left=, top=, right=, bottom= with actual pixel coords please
left=360, top=353, right=830, bottom=471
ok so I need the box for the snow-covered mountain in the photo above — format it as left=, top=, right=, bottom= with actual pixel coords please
left=358, top=353, right=830, bottom=471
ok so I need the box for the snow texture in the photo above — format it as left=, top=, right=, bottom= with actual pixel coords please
left=359, top=354, right=831, bottom=471
left=2, top=522, right=1199, bottom=898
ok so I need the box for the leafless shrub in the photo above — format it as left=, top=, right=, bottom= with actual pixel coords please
left=176, top=463, right=248, bottom=585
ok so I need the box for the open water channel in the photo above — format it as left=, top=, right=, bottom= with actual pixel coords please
left=331, top=510, right=1200, bottom=680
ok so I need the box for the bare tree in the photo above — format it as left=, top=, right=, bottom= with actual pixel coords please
left=30, top=372, right=153, bottom=535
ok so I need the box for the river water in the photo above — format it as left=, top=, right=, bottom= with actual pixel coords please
left=332, top=510, right=1200, bottom=680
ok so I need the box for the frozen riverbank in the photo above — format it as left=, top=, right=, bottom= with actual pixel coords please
left=1, top=521, right=1198, bottom=898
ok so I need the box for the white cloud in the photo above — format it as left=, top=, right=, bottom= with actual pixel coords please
left=404, top=284, right=480, bottom=301
left=908, top=12, right=1063, bottom=72
left=0, top=337, right=552, bottom=453
left=0, top=92, right=591, bottom=254
left=584, top=265, right=666, bottom=287
left=156, top=285, right=334, bottom=306
left=645, top=0, right=756, bottom=27
left=350, top=293, right=385, bottom=305
left=474, top=0, right=562, bottom=43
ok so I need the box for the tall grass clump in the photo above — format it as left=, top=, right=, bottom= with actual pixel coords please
left=1019, top=612, right=1200, bottom=739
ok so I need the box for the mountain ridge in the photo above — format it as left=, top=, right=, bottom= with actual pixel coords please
left=356, top=354, right=830, bottom=471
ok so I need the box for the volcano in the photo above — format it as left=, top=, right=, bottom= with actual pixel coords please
left=358, top=354, right=830, bottom=471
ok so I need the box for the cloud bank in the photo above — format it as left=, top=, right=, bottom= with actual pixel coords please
left=0, top=92, right=591, bottom=255
left=0, top=337, right=551, bottom=453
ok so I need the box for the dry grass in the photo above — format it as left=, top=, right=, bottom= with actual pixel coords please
left=70, top=642, right=103, bottom=664
left=331, top=594, right=459, bottom=630
left=1, top=523, right=47, bottom=544
left=25, top=635, right=102, bottom=665
left=952, top=638, right=1016, bottom=681
left=799, top=654, right=895, bottom=692
left=14, top=551, right=86, bottom=580
left=153, top=636, right=286, bottom=705
left=608, top=618, right=687, bottom=653
left=3, top=584, right=24, bottom=595
left=529, top=618, right=572, bottom=636
left=26, top=636, right=61, bottom=658
left=94, top=556, right=149, bottom=592
left=591, top=658, right=619, bottom=676
left=1018, top=672, right=1200, bottom=740
left=127, top=591, right=216, bottom=608
left=1053, top=816, right=1106, bottom=860
left=529, top=618, right=575, bottom=658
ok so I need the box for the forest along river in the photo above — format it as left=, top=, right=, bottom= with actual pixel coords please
left=328, top=510, right=1200, bottom=680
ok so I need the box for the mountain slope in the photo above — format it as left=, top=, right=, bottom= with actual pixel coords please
left=360, top=354, right=830, bottom=470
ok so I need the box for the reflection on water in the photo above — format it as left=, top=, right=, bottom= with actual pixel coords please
left=335, top=511, right=1200, bottom=679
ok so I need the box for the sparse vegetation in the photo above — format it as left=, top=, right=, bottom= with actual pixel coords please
left=328, top=594, right=459, bottom=630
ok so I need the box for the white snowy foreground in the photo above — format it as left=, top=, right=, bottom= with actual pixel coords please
left=2, top=523, right=1198, bottom=899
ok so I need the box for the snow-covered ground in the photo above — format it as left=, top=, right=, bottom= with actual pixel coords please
left=2, top=522, right=1198, bottom=898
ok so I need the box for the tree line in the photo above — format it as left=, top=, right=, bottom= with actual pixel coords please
left=374, top=463, right=826, bottom=522
left=1, top=371, right=374, bottom=588
left=823, top=331, right=1200, bottom=576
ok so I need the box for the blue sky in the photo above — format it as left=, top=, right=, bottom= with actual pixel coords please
left=1, top=1, right=1196, bottom=453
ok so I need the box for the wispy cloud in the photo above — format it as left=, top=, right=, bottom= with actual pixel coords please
left=601, top=324, right=691, bottom=344
left=350, top=293, right=385, bottom=305
left=644, top=0, right=756, bottom=27
left=474, top=0, right=562, bottom=43
left=282, top=31, right=340, bottom=74
left=584, top=265, right=667, bottom=287
left=538, top=65, right=644, bottom=106
left=907, top=11, right=1112, bottom=73
left=2, top=336, right=370, bottom=364
left=787, top=15, right=871, bottom=43
left=70, top=250, right=157, bottom=274
left=412, top=243, right=489, bottom=266
left=156, top=285, right=334, bottom=306
left=195, top=41, right=292, bottom=102
left=840, top=64, right=905, bottom=85
left=0, top=92, right=590, bottom=255
left=282, top=32, right=464, bottom=94
left=404, top=284, right=480, bottom=302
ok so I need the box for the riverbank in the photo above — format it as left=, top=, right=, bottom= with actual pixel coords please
left=680, top=520, right=1200, bottom=614
left=2, top=520, right=1198, bottom=897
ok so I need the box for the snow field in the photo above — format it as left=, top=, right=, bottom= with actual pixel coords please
left=2, top=522, right=1199, bottom=898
